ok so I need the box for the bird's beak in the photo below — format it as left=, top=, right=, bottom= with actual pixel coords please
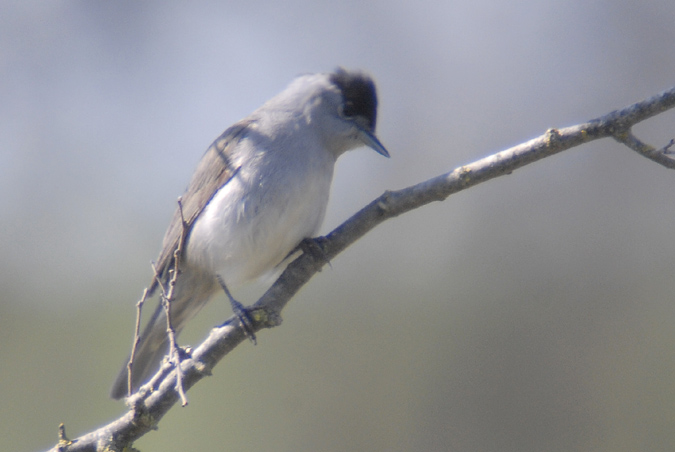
left=357, top=127, right=390, bottom=158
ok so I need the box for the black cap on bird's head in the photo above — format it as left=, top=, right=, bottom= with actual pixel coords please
left=330, top=68, right=389, bottom=157
left=330, top=68, right=379, bottom=131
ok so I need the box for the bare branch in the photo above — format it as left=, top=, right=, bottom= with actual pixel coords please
left=44, top=85, right=675, bottom=452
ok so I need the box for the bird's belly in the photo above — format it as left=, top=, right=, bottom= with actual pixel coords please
left=185, top=169, right=331, bottom=287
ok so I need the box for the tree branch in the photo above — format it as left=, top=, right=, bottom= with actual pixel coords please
left=45, top=85, right=675, bottom=452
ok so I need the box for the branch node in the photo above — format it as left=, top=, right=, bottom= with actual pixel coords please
left=299, top=237, right=332, bottom=269
left=253, top=306, right=283, bottom=328
left=128, top=391, right=147, bottom=418
left=458, top=165, right=473, bottom=182
left=193, top=359, right=212, bottom=377
left=127, top=396, right=157, bottom=432
left=56, top=423, right=72, bottom=450
left=377, top=190, right=392, bottom=212
left=544, top=128, right=562, bottom=148
left=661, top=138, right=675, bottom=154
left=613, top=129, right=675, bottom=169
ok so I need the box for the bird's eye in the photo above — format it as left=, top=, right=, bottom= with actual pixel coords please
left=338, top=102, right=362, bottom=121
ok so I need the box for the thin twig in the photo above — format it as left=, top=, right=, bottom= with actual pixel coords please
left=159, top=197, right=190, bottom=406
left=154, top=261, right=188, bottom=407
left=612, top=129, right=675, bottom=169
left=662, top=138, right=675, bottom=154
left=126, top=287, right=150, bottom=398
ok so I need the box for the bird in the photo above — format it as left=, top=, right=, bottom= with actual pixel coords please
left=110, top=68, right=389, bottom=399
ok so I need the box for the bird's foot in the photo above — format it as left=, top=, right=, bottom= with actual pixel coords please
left=216, top=275, right=257, bottom=345
left=299, top=236, right=332, bottom=269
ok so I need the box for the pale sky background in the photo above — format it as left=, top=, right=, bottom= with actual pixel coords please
left=3, top=1, right=675, bottom=451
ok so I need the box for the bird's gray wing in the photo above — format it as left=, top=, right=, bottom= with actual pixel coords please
left=149, top=119, right=252, bottom=294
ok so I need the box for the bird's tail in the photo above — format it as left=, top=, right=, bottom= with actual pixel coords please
left=110, top=273, right=217, bottom=399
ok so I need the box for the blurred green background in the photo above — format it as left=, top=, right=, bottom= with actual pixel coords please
left=3, top=1, right=675, bottom=451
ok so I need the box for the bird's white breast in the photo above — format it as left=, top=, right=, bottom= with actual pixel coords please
left=185, top=129, right=335, bottom=288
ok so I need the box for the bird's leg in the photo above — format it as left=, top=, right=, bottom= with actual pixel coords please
left=216, top=275, right=257, bottom=345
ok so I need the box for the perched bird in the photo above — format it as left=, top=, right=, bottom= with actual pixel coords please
left=110, top=68, right=389, bottom=399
